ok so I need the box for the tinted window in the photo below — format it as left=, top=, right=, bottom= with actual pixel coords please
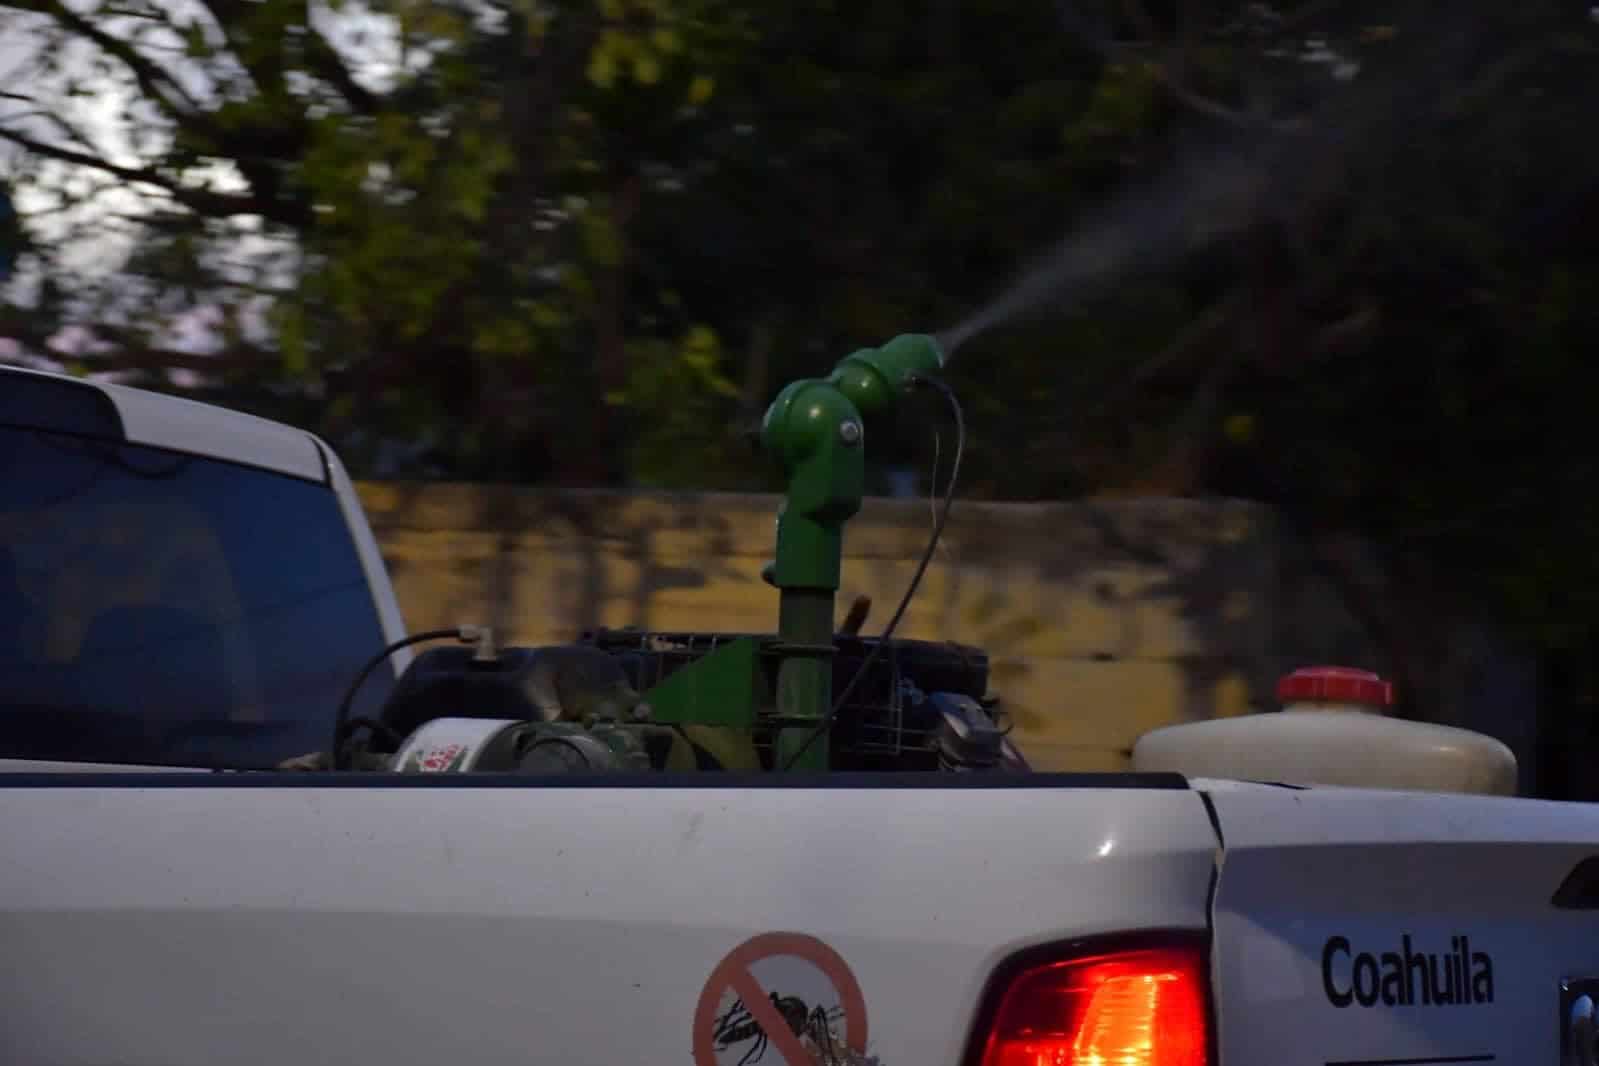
left=0, top=425, right=394, bottom=769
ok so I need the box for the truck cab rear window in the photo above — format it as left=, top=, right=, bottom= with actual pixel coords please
left=0, top=425, right=394, bottom=769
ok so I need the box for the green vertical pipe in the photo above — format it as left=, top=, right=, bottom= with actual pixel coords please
left=773, top=589, right=836, bottom=771
left=761, top=380, right=863, bottom=772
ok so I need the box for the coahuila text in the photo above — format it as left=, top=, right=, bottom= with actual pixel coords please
left=1321, top=935, right=1494, bottom=1008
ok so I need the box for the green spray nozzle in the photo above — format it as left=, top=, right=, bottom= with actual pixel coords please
left=826, top=333, right=946, bottom=417
left=757, top=332, right=947, bottom=591
left=759, top=333, right=945, bottom=473
left=755, top=331, right=949, bottom=592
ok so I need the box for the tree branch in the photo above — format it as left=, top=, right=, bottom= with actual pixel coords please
left=0, top=125, right=275, bottom=220
left=299, top=20, right=379, bottom=113
left=1057, top=0, right=1306, bottom=133
left=1118, top=0, right=1159, bottom=44
left=1024, top=287, right=1249, bottom=473
left=12, top=0, right=201, bottom=116
left=190, top=0, right=365, bottom=111
left=1094, top=286, right=1249, bottom=410
left=1, top=92, right=106, bottom=156
left=185, top=0, right=277, bottom=95
left=72, top=347, right=271, bottom=375
left=14, top=1, right=324, bottom=223
left=2, top=316, right=275, bottom=376
left=1130, top=320, right=1248, bottom=493
left=1305, top=302, right=1380, bottom=363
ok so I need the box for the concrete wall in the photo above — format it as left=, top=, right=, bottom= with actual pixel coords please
left=358, top=482, right=1292, bottom=771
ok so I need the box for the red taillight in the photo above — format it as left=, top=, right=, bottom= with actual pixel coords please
left=979, top=945, right=1208, bottom=1066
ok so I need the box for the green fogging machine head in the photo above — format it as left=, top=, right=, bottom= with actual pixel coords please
left=758, top=333, right=946, bottom=594
left=317, top=333, right=1028, bottom=777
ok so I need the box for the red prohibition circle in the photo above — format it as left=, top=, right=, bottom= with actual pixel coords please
left=692, top=932, right=869, bottom=1066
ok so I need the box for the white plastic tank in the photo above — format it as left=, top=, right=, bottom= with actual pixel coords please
left=1131, top=665, right=1519, bottom=796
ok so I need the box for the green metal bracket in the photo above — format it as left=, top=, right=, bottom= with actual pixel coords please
left=641, top=637, right=763, bottom=728
left=639, top=637, right=766, bottom=772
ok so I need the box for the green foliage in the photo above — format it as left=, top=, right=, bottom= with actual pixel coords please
left=2, top=0, right=1597, bottom=656
left=617, top=324, right=746, bottom=487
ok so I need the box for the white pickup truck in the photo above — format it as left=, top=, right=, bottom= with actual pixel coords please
left=4, top=360, right=1599, bottom=1066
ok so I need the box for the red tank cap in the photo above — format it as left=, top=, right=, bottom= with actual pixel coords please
left=1276, top=665, right=1393, bottom=707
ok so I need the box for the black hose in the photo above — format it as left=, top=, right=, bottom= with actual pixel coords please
left=328, top=627, right=466, bottom=770
left=779, top=374, right=966, bottom=771
left=340, top=716, right=407, bottom=751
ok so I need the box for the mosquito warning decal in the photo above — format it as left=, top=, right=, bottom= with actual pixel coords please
left=692, top=931, right=883, bottom=1066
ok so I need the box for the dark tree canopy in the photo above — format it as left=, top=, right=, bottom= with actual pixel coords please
left=1, top=0, right=1596, bottom=663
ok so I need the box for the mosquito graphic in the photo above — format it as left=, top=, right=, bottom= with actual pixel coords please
left=710, top=989, right=849, bottom=1066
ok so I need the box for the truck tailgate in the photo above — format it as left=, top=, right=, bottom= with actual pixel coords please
left=0, top=775, right=1218, bottom=1066
left=1205, top=781, right=1599, bottom=1066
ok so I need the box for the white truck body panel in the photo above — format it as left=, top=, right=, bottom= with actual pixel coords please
left=14, top=775, right=1599, bottom=1066
left=1207, top=781, right=1599, bottom=1066
left=0, top=778, right=1219, bottom=1066
left=1, top=363, right=326, bottom=484
left=307, top=432, right=414, bottom=668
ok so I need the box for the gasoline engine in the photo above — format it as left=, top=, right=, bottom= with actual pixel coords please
left=301, top=334, right=1028, bottom=777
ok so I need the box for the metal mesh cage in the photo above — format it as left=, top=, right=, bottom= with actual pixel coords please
left=577, top=626, right=992, bottom=770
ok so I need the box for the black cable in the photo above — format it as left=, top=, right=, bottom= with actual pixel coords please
left=338, top=715, right=407, bottom=751
left=328, top=627, right=467, bottom=770
left=780, top=374, right=966, bottom=771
